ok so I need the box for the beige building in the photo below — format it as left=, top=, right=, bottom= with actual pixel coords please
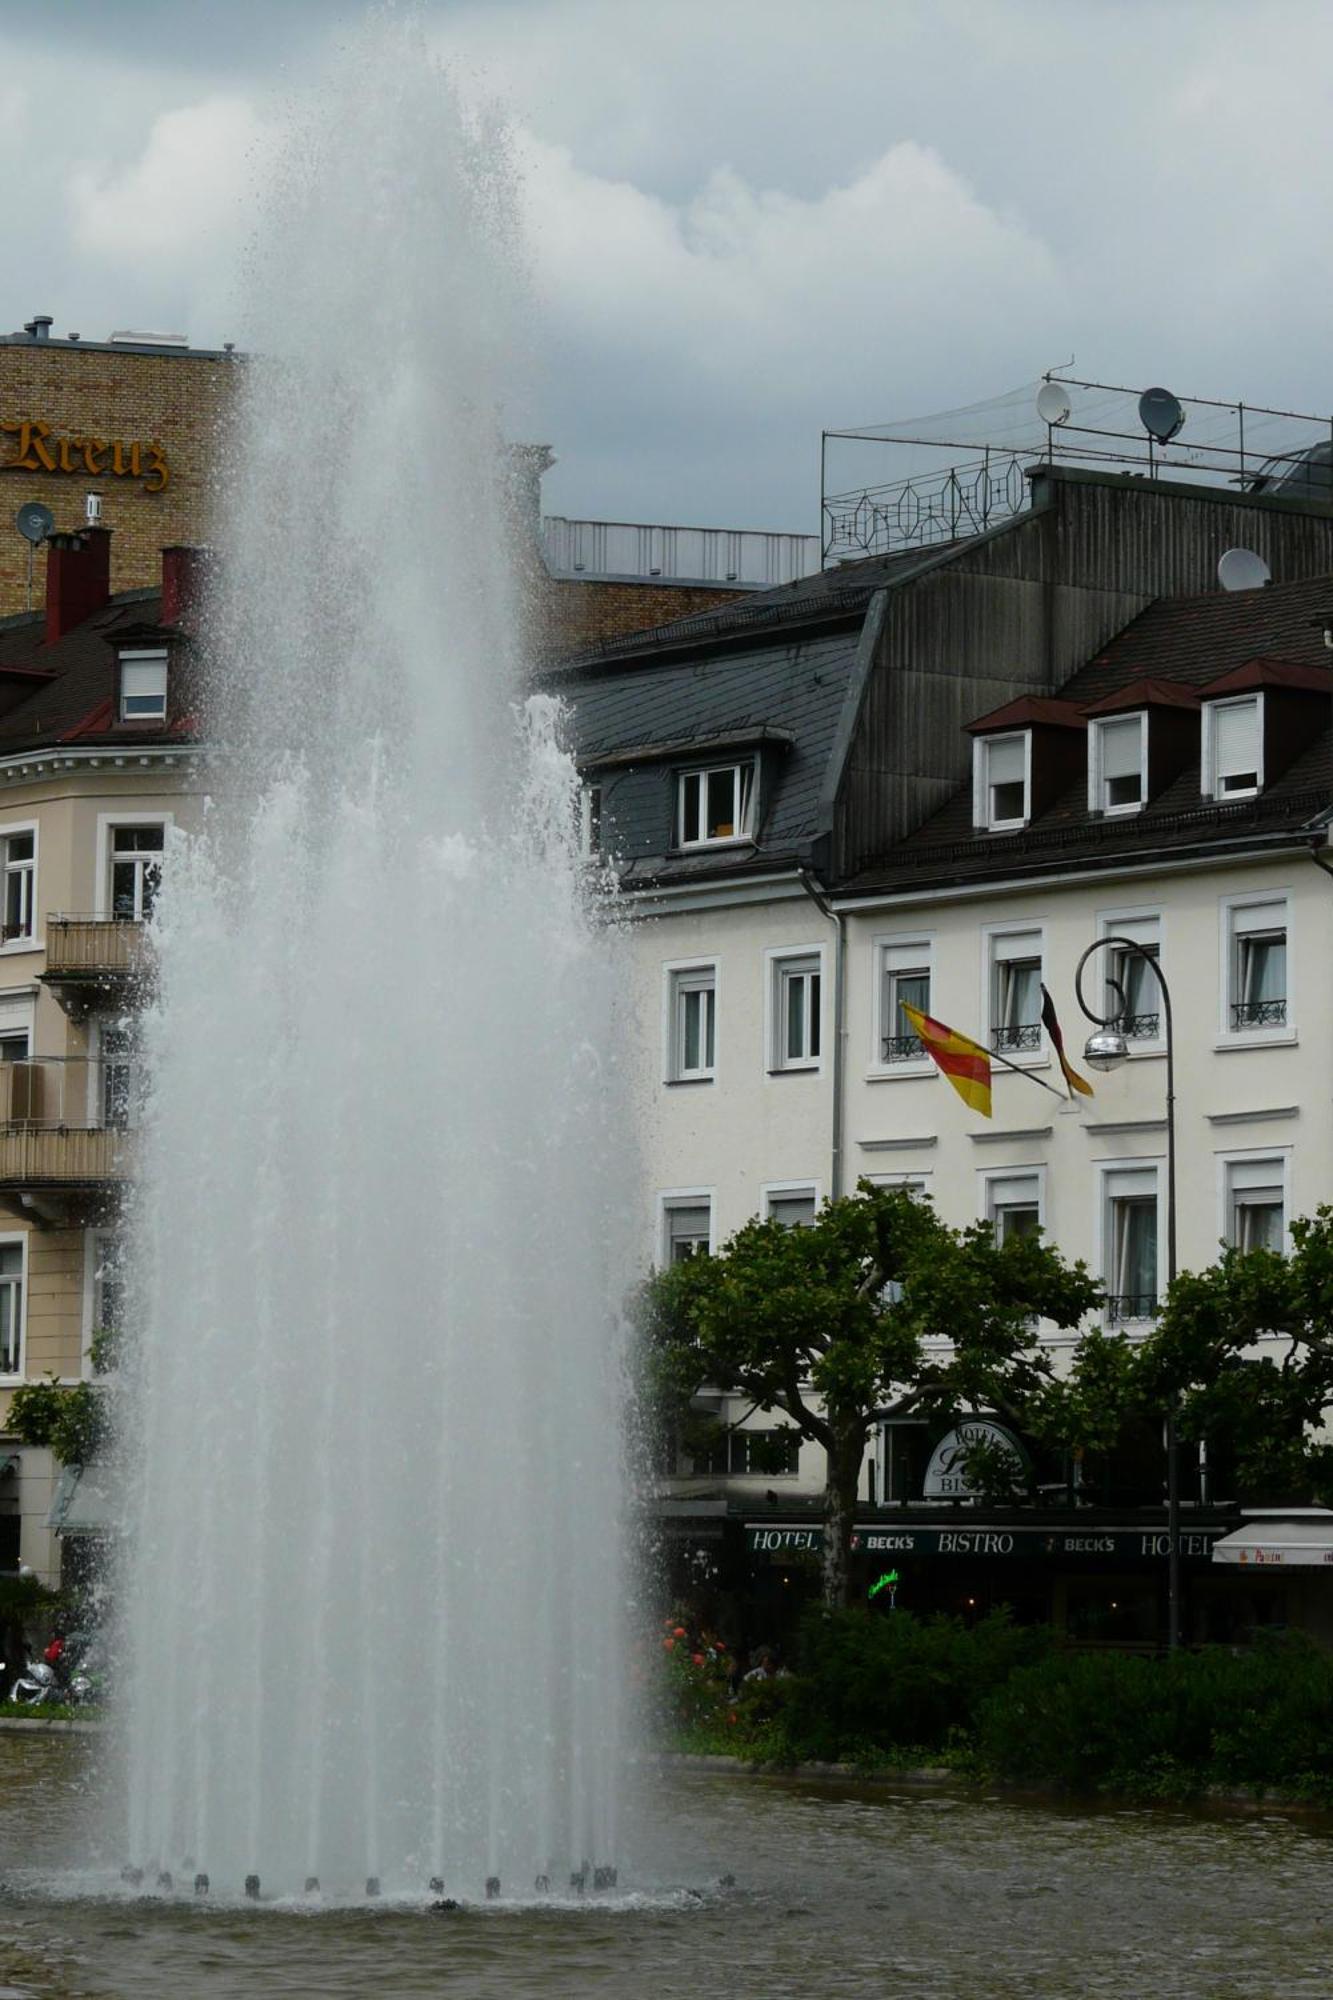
left=0, top=530, right=206, bottom=1581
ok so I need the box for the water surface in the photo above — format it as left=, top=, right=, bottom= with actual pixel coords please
left=3, top=1737, right=1329, bottom=1999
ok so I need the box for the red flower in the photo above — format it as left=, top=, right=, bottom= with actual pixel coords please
left=673, top=1626, right=686, bottom=1638
left=662, top=1637, right=675, bottom=1652
left=691, top=1652, right=705, bottom=1666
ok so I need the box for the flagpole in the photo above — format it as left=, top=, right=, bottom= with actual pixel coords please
left=987, top=1044, right=1070, bottom=1102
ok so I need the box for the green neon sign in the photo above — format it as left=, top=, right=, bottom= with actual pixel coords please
left=868, top=1570, right=900, bottom=1600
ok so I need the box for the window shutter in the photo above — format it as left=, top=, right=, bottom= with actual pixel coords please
left=987, top=736, right=1025, bottom=785
left=1228, top=1157, right=1283, bottom=1194
left=1213, top=699, right=1260, bottom=782
left=1100, top=717, right=1141, bottom=780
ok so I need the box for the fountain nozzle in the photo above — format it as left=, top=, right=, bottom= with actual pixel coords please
left=428, top=1876, right=444, bottom=1896
left=194, top=1873, right=209, bottom=1896
left=120, top=1865, right=143, bottom=1889
left=244, top=1874, right=261, bottom=1901
left=304, top=1876, right=320, bottom=1895
left=365, top=1876, right=380, bottom=1898
left=534, top=1873, right=550, bottom=1894
left=157, top=1871, right=174, bottom=1893
left=485, top=1875, right=501, bottom=1900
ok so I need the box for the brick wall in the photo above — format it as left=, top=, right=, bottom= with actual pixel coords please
left=539, top=577, right=744, bottom=655
left=0, top=344, right=234, bottom=618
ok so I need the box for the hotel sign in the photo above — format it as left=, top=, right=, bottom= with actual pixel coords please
left=1, top=420, right=170, bottom=493
left=746, top=1524, right=1225, bottom=1562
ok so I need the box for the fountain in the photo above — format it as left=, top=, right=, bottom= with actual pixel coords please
left=113, top=16, right=635, bottom=1903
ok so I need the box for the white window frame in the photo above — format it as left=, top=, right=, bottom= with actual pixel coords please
left=81, top=1227, right=124, bottom=1379
left=1218, top=892, right=1292, bottom=1043
left=980, top=1166, right=1046, bottom=1245
left=1096, top=1159, right=1161, bottom=1328
left=1202, top=693, right=1264, bottom=801
left=0, top=819, right=38, bottom=953
left=663, top=958, right=718, bottom=1083
left=766, top=946, right=824, bottom=1074
left=659, top=1188, right=716, bottom=1267
left=1096, top=906, right=1165, bottom=1054
left=865, top=1171, right=932, bottom=1198
left=0, top=1230, right=28, bottom=1382
left=873, top=932, right=935, bottom=1073
left=984, top=922, right=1046, bottom=1063
left=1218, top=1149, right=1290, bottom=1256
left=972, top=731, right=1031, bottom=832
left=94, top=812, right=173, bottom=921
left=118, top=647, right=169, bottom=723
left=578, top=784, right=602, bottom=860
left=761, top=1180, right=820, bottom=1229
left=674, top=758, right=757, bottom=849
left=1088, top=711, right=1147, bottom=816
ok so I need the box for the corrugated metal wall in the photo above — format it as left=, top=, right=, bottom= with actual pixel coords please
left=832, top=470, right=1333, bottom=875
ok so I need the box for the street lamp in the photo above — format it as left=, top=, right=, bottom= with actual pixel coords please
left=1074, top=935, right=1181, bottom=1654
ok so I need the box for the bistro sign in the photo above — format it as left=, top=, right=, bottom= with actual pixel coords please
left=1, top=420, right=170, bottom=493
left=746, top=1523, right=1225, bottom=1562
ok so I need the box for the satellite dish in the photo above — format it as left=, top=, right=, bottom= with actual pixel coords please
left=1139, top=387, right=1185, bottom=444
left=15, top=503, right=53, bottom=546
left=1036, top=382, right=1072, bottom=427
left=1217, top=547, right=1272, bottom=592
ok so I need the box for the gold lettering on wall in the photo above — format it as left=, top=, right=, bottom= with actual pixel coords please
left=1, top=420, right=171, bottom=493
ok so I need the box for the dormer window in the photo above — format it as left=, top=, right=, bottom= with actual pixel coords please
left=1089, top=713, right=1146, bottom=815
left=1203, top=694, right=1262, bottom=800
left=973, top=733, right=1029, bottom=831
left=119, top=648, right=168, bottom=723
left=676, top=760, right=756, bottom=847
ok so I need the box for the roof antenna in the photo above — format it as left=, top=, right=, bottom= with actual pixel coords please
left=1217, top=548, right=1272, bottom=592
left=15, top=502, right=54, bottom=614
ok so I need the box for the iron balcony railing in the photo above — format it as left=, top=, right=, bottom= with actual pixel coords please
left=1119, top=1012, right=1161, bottom=1040
left=993, top=1023, right=1041, bottom=1054
left=1104, top=1293, right=1158, bottom=1324
left=1231, top=999, right=1287, bottom=1030
left=881, top=1032, right=925, bottom=1063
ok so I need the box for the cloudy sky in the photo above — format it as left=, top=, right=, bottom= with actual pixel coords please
left=4, top=1, right=1333, bottom=531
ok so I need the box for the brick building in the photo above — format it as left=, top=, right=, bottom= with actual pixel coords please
left=0, top=314, right=234, bottom=619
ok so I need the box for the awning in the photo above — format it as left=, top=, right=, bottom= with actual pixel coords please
left=1211, top=1516, right=1333, bottom=1569
left=47, top=1463, right=116, bottom=1536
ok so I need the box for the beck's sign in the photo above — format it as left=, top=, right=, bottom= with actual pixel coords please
left=745, top=1523, right=1224, bottom=1562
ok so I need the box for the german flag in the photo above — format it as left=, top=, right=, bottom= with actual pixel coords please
left=1040, top=984, right=1094, bottom=1099
left=901, top=1002, right=992, bottom=1118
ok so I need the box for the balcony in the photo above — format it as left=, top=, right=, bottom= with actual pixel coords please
left=0, top=1059, right=137, bottom=1226
left=39, top=916, right=150, bottom=1016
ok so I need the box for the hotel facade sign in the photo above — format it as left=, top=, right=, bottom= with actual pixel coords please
left=746, top=1523, right=1226, bottom=1562
left=1, top=420, right=170, bottom=493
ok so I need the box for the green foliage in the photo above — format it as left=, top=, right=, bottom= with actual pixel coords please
left=976, top=1634, right=1333, bottom=1801
left=7, top=1376, right=108, bottom=1466
left=637, top=1182, right=1099, bottom=1603
left=1041, top=1206, right=1333, bottom=1501
left=0, top=1572, right=58, bottom=1623
left=775, top=1607, right=1051, bottom=1763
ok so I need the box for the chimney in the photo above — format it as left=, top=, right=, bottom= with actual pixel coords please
left=44, top=529, right=111, bottom=645
left=161, top=545, right=203, bottom=630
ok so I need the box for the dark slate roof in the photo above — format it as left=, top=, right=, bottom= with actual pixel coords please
left=567, top=628, right=861, bottom=885
left=846, top=573, right=1333, bottom=895
left=0, top=591, right=194, bottom=750
left=543, top=544, right=940, bottom=679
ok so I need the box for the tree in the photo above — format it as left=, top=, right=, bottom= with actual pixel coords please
left=638, top=1181, right=1100, bottom=1608
left=1043, top=1208, right=1333, bottom=1501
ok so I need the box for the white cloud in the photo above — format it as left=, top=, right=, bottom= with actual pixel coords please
left=68, top=94, right=268, bottom=266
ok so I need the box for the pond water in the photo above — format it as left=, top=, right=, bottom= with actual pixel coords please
left=1, top=1735, right=1329, bottom=1999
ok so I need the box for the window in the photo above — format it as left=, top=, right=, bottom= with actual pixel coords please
left=666, top=965, right=717, bottom=1081
left=880, top=939, right=931, bottom=1063
left=772, top=953, right=821, bottom=1069
left=1225, top=1157, right=1286, bottom=1254
left=662, top=1197, right=712, bottom=1265
left=1226, top=899, right=1287, bottom=1032
left=990, top=929, right=1042, bottom=1054
left=1, top=830, right=34, bottom=945
left=693, top=1428, right=800, bottom=1476
left=985, top=1171, right=1042, bottom=1246
left=1101, top=915, right=1162, bottom=1042
left=110, top=825, right=165, bottom=921
left=0, top=1242, right=23, bottom=1375
left=1204, top=695, right=1262, bottom=800
left=973, top=733, right=1029, bottom=831
left=100, top=1027, right=141, bottom=1131
left=676, top=761, right=755, bottom=847
left=765, top=1186, right=817, bottom=1229
left=119, top=649, right=168, bottom=723
left=1103, top=1166, right=1159, bottom=1323
left=1090, top=714, right=1146, bottom=814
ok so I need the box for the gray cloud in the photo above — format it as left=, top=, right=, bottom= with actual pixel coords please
left=5, top=1, right=1333, bottom=530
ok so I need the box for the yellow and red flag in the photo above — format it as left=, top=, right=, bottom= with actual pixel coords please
left=901, top=1002, right=992, bottom=1118
left=1040, top=984, right=1094, bottom=1099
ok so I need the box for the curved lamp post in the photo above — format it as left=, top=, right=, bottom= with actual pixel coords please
left=1074, top=936, right=1180, bottom=1654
